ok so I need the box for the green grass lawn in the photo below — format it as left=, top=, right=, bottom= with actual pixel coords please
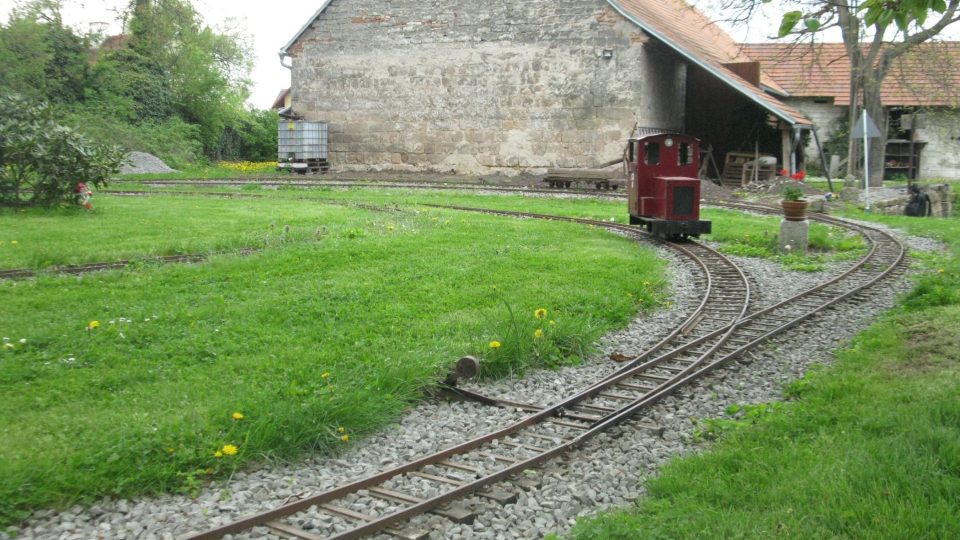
left=0, top=193, right=667, bottom=526
left=564, top=210, right=960, bottom=539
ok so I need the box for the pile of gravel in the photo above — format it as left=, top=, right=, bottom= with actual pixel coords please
left=2, top=228, right=937, bottom=540
left=119, top=152, right=179, bottom=175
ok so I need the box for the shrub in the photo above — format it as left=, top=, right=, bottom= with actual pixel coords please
left=0, top=93, right=126, bottom=207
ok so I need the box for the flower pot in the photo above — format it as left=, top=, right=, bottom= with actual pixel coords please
left=781, top=199, right=809, bottom=221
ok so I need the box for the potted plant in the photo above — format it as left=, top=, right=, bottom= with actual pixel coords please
left=781, top=184, right=809, bottom=221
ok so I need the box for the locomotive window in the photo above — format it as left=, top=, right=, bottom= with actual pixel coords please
left=678, top=142, right=694, bottom=166
left=645, top=142, right=660, bottom=165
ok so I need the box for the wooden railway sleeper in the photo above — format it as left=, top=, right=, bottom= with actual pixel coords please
left=367, top=487, right=476, bottom=524
left=309, top=504, right=431, bottom=540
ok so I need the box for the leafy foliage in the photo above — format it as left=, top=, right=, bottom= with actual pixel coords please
left=0, top=93, right=126, bottom=207
left=0, top=0, right=274, bottom=167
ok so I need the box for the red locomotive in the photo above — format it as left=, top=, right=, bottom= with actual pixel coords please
left=625, top=131, right=711, bottom=238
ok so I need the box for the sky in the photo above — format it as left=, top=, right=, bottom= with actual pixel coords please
left=2, top=0, right=959, bottom=109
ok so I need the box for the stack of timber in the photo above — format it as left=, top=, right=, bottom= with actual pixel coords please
left=721, top=152, right=776, bottom=188
left=543, top=167, right=624, bottom=190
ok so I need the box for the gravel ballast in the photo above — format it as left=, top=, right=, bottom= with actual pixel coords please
left=3, top=225, right=938, bottom=540
left=119, top=152, right=179, bottom=175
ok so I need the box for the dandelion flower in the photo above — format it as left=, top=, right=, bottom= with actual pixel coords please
left=232, top=412, right=244, bottom=421
left=534, top=308, right=547, bottom=320
left=534, top=328, right=544, bottom=339
left=938, top=268, right=945, bottom=273
left=3, top=343, right=13, bottom=350
left=214, top=450, right=223, bottom=458
left=548, top=320, right=556, bottom=325
left=341, top=434, right=350, bottom=442
left=221, top=444, right=238, bottom=456
left=321, top=372, right=331, bottom=379
left=10, top=240, right=17, bottom=245
left=337, top=426, right=346, bottom=433
left=87, top=320, right=100, bottom=330
left=489, top=341, right=502, bottom=349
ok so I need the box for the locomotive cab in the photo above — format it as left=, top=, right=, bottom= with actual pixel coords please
left=626, top=132, right=712, bottom=239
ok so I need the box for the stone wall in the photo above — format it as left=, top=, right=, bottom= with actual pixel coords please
left=288, top=0, right=687, bottom=174
left=868, top=183, right=953, bottom=217
left=784, top=97, right=845, bottom=169
left=916, top=111, right=960, bottom=180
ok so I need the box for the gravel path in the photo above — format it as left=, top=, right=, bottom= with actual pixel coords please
left=4, top=226, right=939, bottom=540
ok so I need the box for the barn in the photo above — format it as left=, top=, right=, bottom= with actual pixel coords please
left=279, top=0, right=812, bottom=176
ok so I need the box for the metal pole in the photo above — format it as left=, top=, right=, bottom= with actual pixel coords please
left=863, top=113, right=870, bottom=212
left=811, top=126, right=834, bottom=193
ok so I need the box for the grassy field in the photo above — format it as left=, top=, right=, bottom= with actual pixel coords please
left=1, top=188, right=875, bottom=528
left=0, top=192, right=669, bottom=526
left=564, top=209, right=960, bottom=538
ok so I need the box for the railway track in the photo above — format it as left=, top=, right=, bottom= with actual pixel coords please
left=181, top=205, right=905, bottom=540
left=109, top=178, right=625, bottom=199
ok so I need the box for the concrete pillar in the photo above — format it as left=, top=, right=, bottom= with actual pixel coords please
left=779, top=219, right=809, bottom=256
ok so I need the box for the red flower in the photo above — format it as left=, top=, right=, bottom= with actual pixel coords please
left=779, top=169, right=789, bottom=177
left=791, top=171, right=806, bottom=181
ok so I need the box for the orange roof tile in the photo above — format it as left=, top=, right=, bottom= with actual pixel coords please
left=608, top=0, right=811, bottom=125
left=742, top=42, right=960, bottom=107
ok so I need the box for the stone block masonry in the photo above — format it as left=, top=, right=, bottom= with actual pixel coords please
left=288, top=0, right=687, bottom=175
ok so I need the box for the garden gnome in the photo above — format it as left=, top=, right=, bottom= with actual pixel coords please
left=75, top=182, right=93, bottom=210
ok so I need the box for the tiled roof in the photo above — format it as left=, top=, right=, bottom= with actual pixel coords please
left=742, top=42, right=960, bottom=107
left=608, top=0, right=812, bottom=125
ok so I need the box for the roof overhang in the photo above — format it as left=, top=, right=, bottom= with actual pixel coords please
left=281, top=1, right=334, bottom=55
left=605, top=0, right=810, bottom=127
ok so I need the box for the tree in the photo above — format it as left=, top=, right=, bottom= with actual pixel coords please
left=0, top=93, right=126, bottom=208
left=122, top=0, right=252, bottom=157
left=704, top=0, right=960, bottom=185
left=0, top=0, right=92, bottom=104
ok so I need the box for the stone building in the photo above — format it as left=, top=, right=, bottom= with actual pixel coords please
left=280, top=0, right=811, bottom=175
left=744, top=42, right=960, bottom=181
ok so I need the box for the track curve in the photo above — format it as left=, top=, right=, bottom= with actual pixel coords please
left=181, top=203, right=906, bottom=540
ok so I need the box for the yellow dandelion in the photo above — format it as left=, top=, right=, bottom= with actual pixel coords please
left=534, top=308, right=547, bottom=320
left=534, top=328, right=544, bottom=339
left=10, top=240, right=17, bottom=245
left=341, top=434, right=350, bottom=442
left=3, top=343, right=14, bottom=350
left=548, top=320, right=556, bottom=325
left=938, top=268, right=945, bottom=273
left=167, top=447, right=175, bottom=454
left=232, top=412, right=244, bottom=421
left=387, top=225, right=395, bottom=231
left=214, top=450, right=223, bottom=458
left=489, top=340, right=502, bottom=349
left=321, top=372, right=331, bottom=379
left=87, top=320, right=100, bottom=330
left=221, top=444, right=238, bottom=456
left=337, top=426, right=346, bottom=433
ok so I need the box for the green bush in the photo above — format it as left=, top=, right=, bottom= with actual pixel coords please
left=0, top=93, right=126, bottom=207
